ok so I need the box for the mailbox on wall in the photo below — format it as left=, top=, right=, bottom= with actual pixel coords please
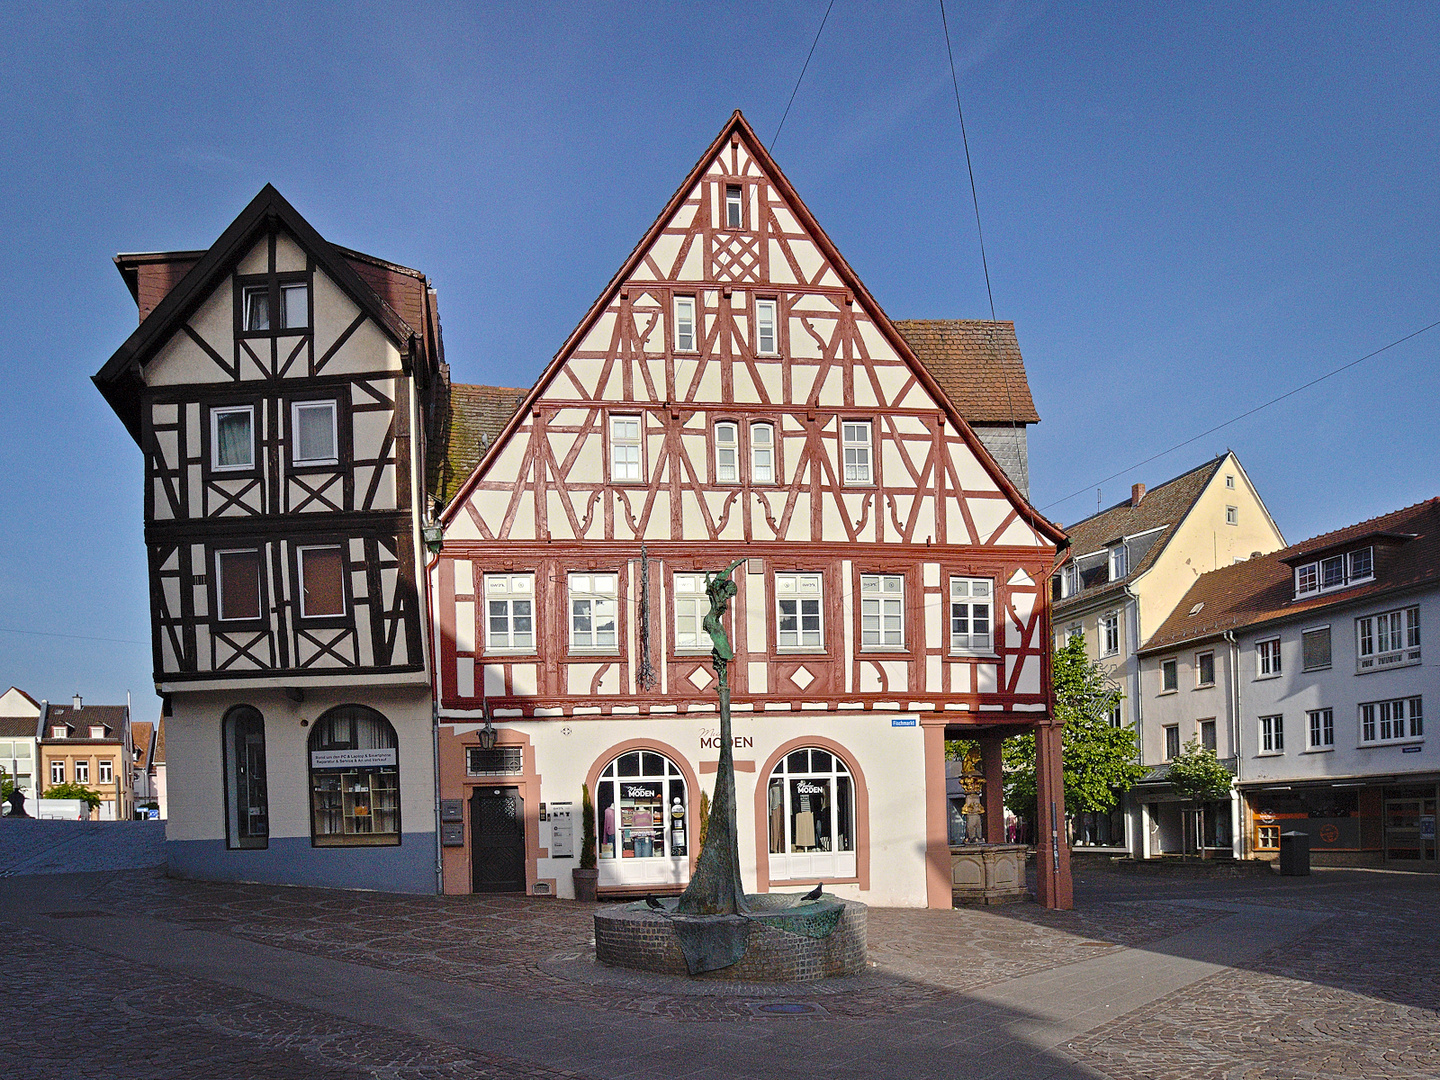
left=440, top=822, right=465, bottom=847
left=549, top=800, right=575, bottom=858
left=440, top=799, right=464, bottom=823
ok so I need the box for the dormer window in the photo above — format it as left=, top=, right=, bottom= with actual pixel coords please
left=52, top=725, right=68, bottom=739
left=1109, top=544, right=1127, bottom=580
left=1061, top=564, right=1079, bottom=598
left=89, top=725, right=106, bottom=739
left=1294, top=546, right=1374, bottom=598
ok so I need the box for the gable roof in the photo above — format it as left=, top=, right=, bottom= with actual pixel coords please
left=0, top=716, right=41, bottom=739
left=38, top=703, right=128, bottom=743
left=431, top=383, right=530, bottom=505
left=439, top=110, right=1064, bottom=545
left=153, top=716, right=166, bottom=764
left=1140, top=497, right=1440, bottom=654
left=892, top=321, right=1040, bottom=424
left=0, top=686, right=41, bottom=715
left=1054, top=455, right=1227, bottom=612
left=96, top=185, right=428, bottom=445
left=131, top=721, right=155, bottom=766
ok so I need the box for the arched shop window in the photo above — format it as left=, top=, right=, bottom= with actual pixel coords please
left=308, top=705, right=400, bottom=846
left=767, top=747, right=857, bottom=881
left=595, top=750, right=689, bottom=886
left=223, top=705, right=269, bottom=850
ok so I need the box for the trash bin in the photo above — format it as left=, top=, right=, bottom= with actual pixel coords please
left=1279, top=830, right=1310, bottom=876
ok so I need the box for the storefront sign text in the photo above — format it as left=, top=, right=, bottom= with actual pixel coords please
left=796, top=781, right=826, bottom=794
left=891, top=717, right=917, bottom=728
left=310, top=748, right=397, bottom=770
left=624, top=785, right=660, bottom=799
left=699, top=729, right=753, bottom=750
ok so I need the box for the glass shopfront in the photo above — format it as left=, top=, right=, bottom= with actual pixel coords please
left=767, top=747, right=856, bottom=881
left=596, top=751, right=689, bottom=888
left=308, top=705, right=400, bottom=846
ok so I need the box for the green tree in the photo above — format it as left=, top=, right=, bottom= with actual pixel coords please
left=42, top=782, right=102, bottom=811
left=1167, top=738, right=1233, bottom=859
left=1004, top=634, right=1145, bottom=827
left=1, top=766, right=14, bottom=801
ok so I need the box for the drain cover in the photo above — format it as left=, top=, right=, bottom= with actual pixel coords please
left=748, top=1001, right=828, bottom=1017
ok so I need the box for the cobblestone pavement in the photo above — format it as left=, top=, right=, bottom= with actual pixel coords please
left=1, top=861, right=1435, bottom=1079
left=0, top=818, right=165, bottom=876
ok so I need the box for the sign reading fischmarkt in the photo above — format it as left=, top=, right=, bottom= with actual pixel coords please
left=310, top=748, right=398, bottom=770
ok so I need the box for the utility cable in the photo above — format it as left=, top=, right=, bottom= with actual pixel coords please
left=1041, top=318, right=1440, bottom=514
left=0, top=626, right=149, bottom=647
left=771, top=0, right=836, bottom=152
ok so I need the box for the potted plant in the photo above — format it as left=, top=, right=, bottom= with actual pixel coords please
left=572, top=783, right=600, bottom=901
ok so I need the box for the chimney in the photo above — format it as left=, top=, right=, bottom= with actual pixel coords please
left=1131, top=483, right=1146, bottom=507
left=73, top=693, right=83, bottom=710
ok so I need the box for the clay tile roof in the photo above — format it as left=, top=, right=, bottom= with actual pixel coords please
left=892, top=321, right=1040, bottom=424
left=1141, top=497, right=1440, bottom=654
left=154, top=716, right=166, bottom=763
left=1054, top=456, right=1227, bottom=612
left=40, top=704, right=128, bottom=742
left=131, top=721, right=154, bottom=763
left=0, top=716, right=40, bottom=739
left=431, top=383, right=529, bottom=505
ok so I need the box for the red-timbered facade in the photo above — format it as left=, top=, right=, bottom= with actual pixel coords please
left=95, top=187, right=444, bottom=892
left=435, top=113, right=1072, bottom=908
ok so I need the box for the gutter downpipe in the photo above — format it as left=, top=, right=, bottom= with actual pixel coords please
left=1224, top=630, right=1244, bottom=860
left=1124, top=583, right=1144, bottom=858
left=424, top=515, right=445, bottom=896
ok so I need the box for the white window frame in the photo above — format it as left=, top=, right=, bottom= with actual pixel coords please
left=674, top=296, right=697, bottom=352
left=291, top=400, right=338, bottom=467
left=211, top=405, right=255, bottom=472
left=673, top=574, right=710, bottom=654
left=775, top=572, right=824, bottom=651
left=714, top=421, right=739, bottom=484
left=1160, top=658, right=1178, bottom=693
left=1259, top=714, right=1284, bottom=754
left=215, top=548, right=263, bottom=623
left=756, top=299, right=777, bottom=355
left=750, top=422, right=775, bottom=484
left=1225, top=505, right=1238, bottom=526
left=1163, top=725, right=1179, bottom=761
left=725, top=184, right=743, bottom=229
left=568, top=573, right=619, bottom=653
left=484, top=573, right=535, bottom=654
left=860, top=574, right=905, bottom=649
left=1294, top=545, right=1375, bottom=598
left=1100, top=611, right=1120, bottom=657
left=297, top=544, right=346, bottom=619
left=1359, top=696, right=1423, bottom=746
left=609, top=414, right=643, bottom=483
left=948, top=577, right=993, bottom=654
left=1306, top=708, right=1334, bottom=751
left=1225, top=474, right=1235, bottom=489
left=1061, top=563, right=1079, bottom=598
left=75, top=759, right=89, bottom=783
left=1196, top=650, right=1215, bottom=687
left=280, top=282, right=309, bottom=330
left=1356, top=605, right=1420, bottom=672
left=841, top=421, right=872, bottom=485
left=50, top=759, right=65, bottom=784
left=1256, top=637, right=1281, bottom=678
left=242, top=285, right=270, bottom=331
left=1108, top=544, right=1127, bottom=580
left=98, top=759, right=113, bottom=784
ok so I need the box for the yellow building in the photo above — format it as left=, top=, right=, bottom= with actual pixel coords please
left=38, top=697, right=132, bottom=820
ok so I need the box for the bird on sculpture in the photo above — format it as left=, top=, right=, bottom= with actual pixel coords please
left=645, top=894, right=664, bottom=910
left=801, top=883, right=823, bottom=902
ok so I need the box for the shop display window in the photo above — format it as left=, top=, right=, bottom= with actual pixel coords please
left=766, top=747, right=857, bottom=881
left=596, top=751, right=687, bottom=862
left=308, top=705, right=399, bottom=846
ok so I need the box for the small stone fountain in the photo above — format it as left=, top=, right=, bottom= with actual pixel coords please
left=593, top=560, right=867, bottom=981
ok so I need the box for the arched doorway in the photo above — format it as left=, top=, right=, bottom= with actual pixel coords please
left=766, top=746, right=857, bottom=881
left=222, top=705, right=268, bottom=850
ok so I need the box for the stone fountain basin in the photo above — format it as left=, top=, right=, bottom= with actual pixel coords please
left=594, top=893, right=867, bottom=981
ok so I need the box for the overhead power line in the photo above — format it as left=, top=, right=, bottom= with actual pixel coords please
left=771, top=0, right=835, bottom=152
left=0, top=626, right=149, bottom=647
left=1041, top=318, right=1440, bottom=513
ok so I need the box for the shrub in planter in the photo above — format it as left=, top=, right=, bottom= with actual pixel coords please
left=573, top=783, right=600, bottom=901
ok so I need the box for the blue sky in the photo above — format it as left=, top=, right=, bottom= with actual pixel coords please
left=1, top=2, right=1436, bottom=711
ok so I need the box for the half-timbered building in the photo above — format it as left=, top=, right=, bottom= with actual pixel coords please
left=95, top=187, right=444, bottom=890
left=434, top=113, right=1073, bottom=908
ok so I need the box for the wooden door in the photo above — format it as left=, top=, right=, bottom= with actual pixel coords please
left=471, top=787, right=526, bottom=892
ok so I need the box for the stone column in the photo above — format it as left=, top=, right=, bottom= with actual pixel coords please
left=1033, top=720, right=1073, bottom=909
left=979, top=734, right=1006, bottom=843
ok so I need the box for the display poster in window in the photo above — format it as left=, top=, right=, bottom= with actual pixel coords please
left=310, top=748, right=398, bottom=770
left=1422, top=815, right=1436, bottom=841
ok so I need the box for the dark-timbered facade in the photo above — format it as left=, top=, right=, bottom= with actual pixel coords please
left=434, top=114, right=1073, bottom=908
left=96, top=188, right=444, bottom=891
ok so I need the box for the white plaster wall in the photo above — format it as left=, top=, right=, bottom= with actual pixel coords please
left=451, top=711, right=931, bottom=908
